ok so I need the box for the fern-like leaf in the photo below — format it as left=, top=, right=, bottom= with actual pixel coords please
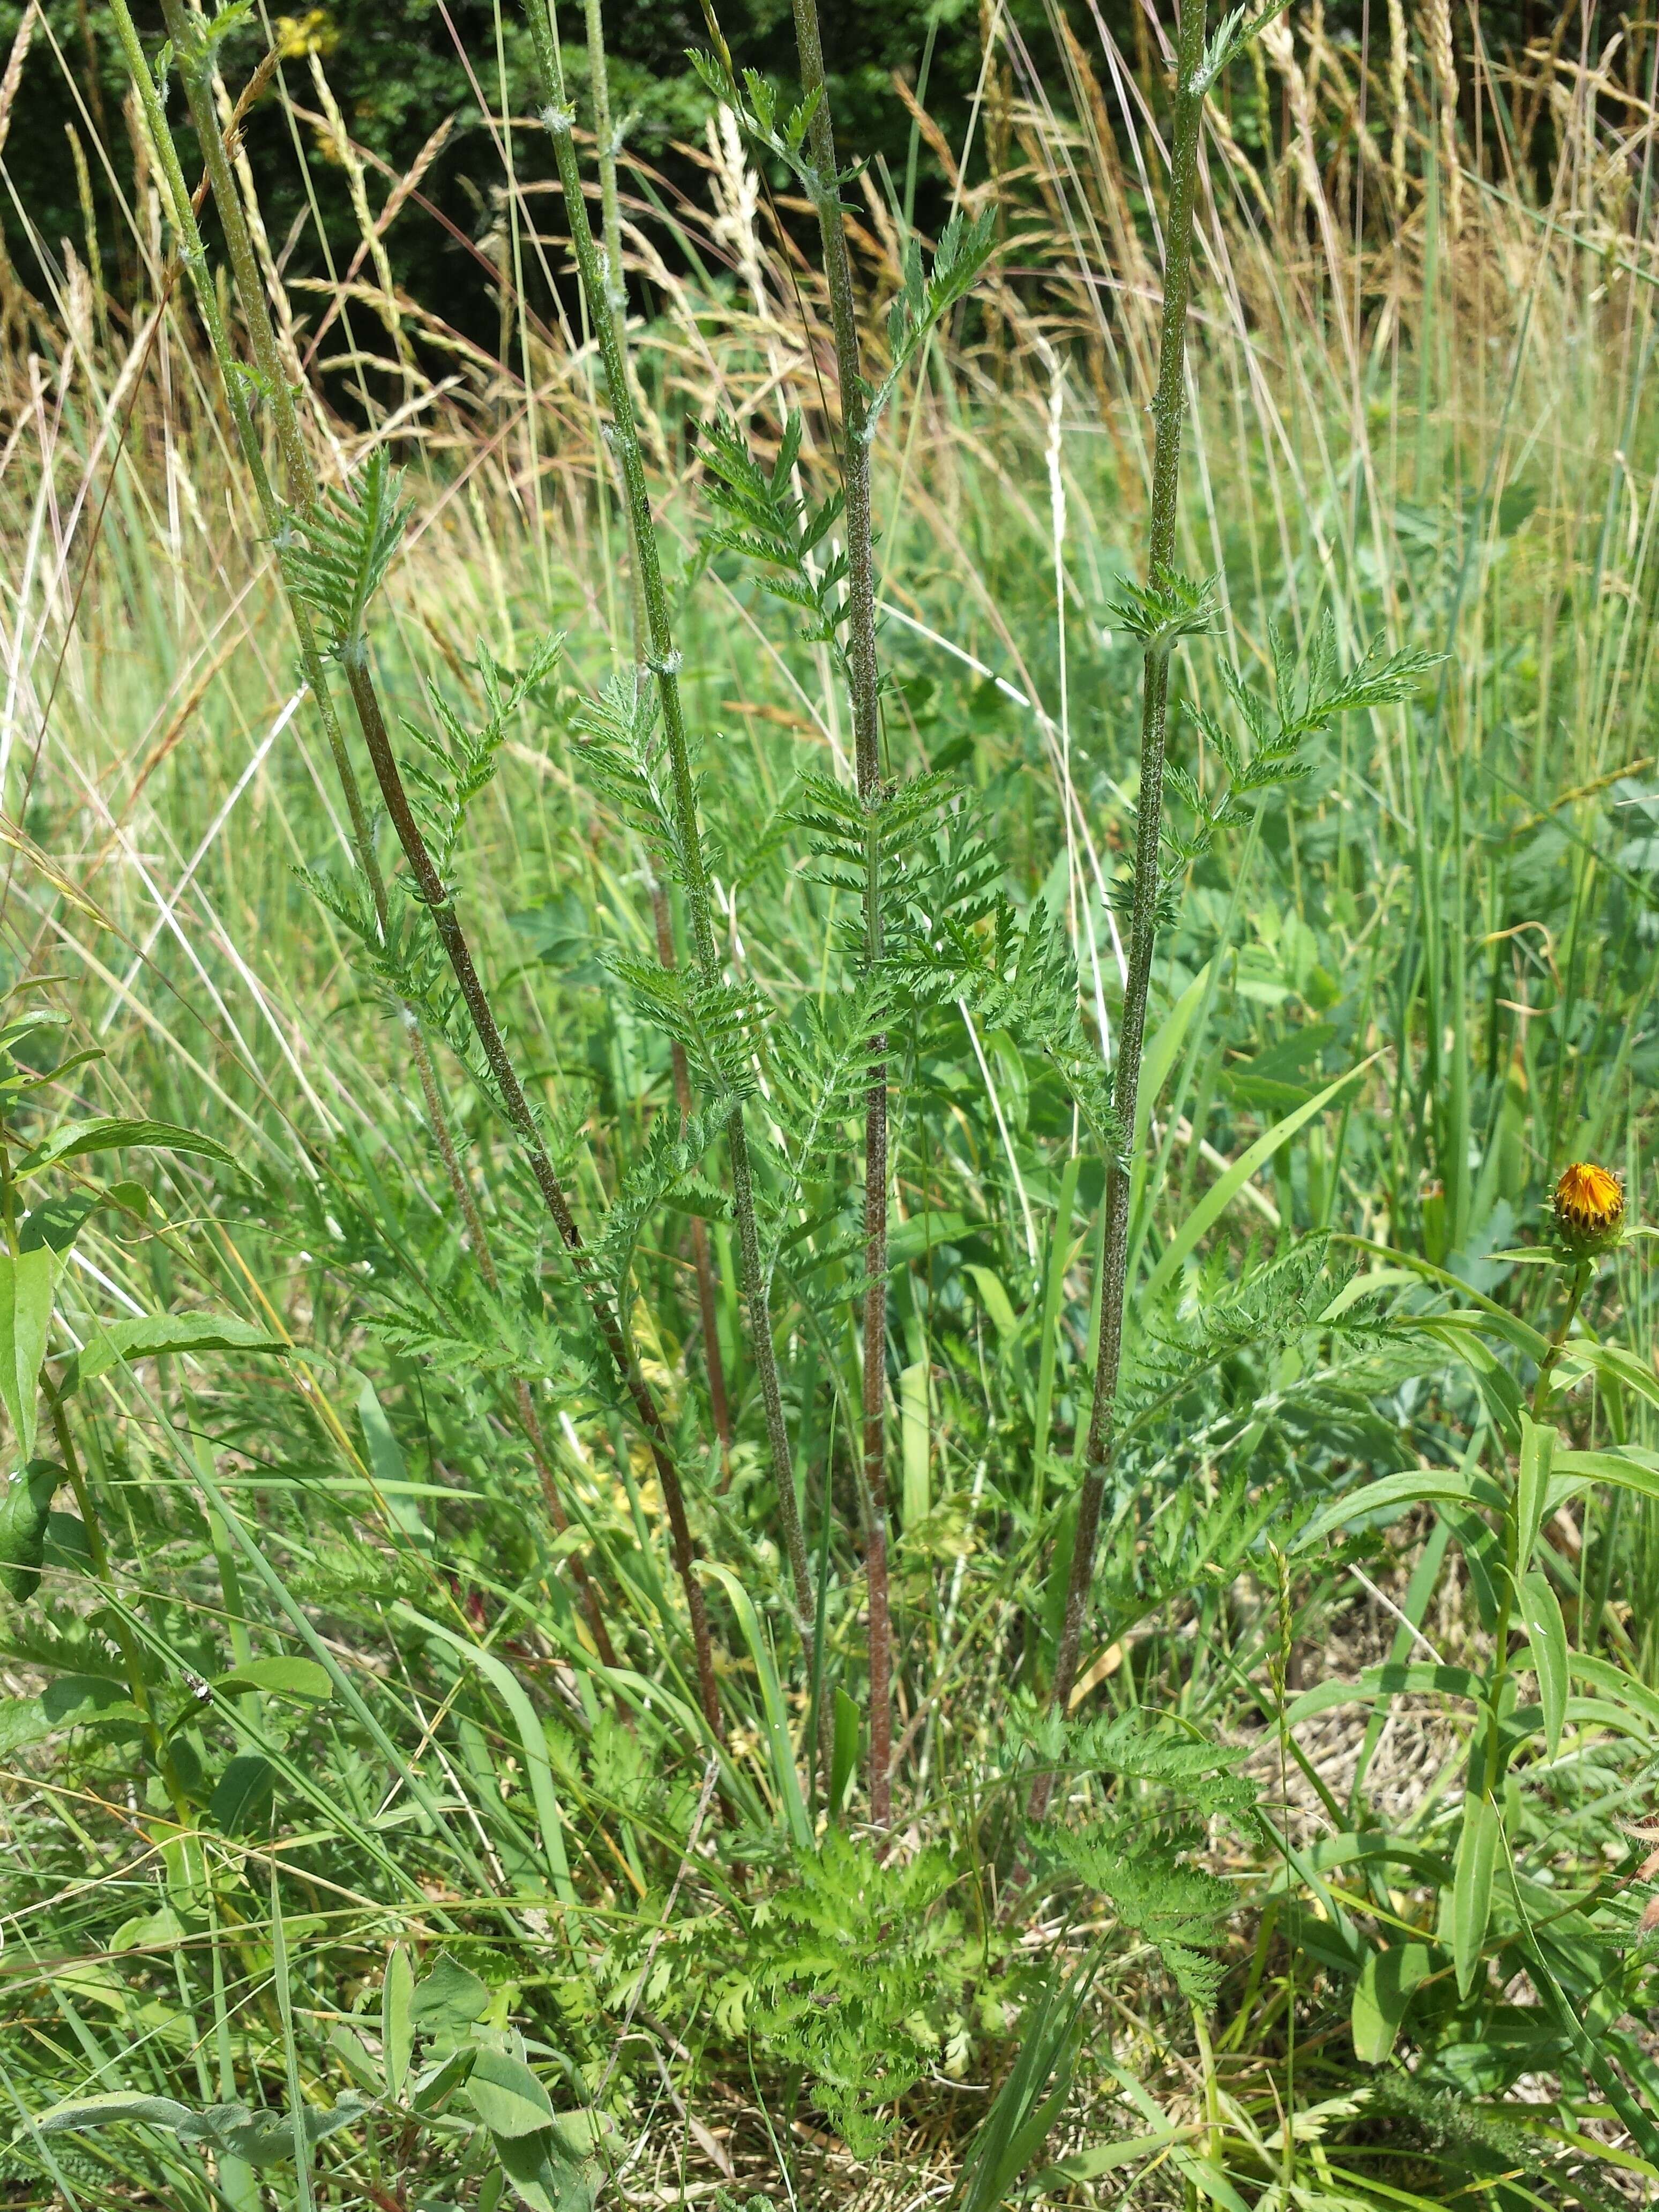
left=283, top=449, right=409, bottom=650
left=872, top=210, right=997, bottom=426
left=401, top=636, right=562, bottom=875
left=609, top=958, right=768, bottom=1104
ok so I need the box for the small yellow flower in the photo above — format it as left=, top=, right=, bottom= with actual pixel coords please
left=275, top=8, right=337, bottom=59
left=1553, top=1160, right=1625, bottom=1253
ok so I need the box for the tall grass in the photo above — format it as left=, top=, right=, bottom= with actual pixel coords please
left=1, top=1, right=1658, bottom=2206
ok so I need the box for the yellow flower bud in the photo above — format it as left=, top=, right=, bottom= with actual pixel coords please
left=1553, top=1161, right=1624, bottom=1254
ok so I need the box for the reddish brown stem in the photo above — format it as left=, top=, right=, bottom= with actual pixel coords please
left=341, top=649, right=721, bottom=1737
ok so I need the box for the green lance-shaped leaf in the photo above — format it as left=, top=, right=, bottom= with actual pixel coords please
left=697, top=1560, right=813, bottom=1851
left=210, top=1657, right=333, bottom=1704
left=1452, top=1790, right=1501, bottom=1999
left=1350, top=1941, right=1432, bottom=2066
left=1144, top=1060, right=1373, bottom=1305
left=393, top=1605, right=576, bottom=1907
left=382, top=1943, right=415, bottom=2104
left=1518, top=1569, right=1569, bottom=1758
left=1515, top=1412, right=1555, bottom=1572
left=60, top=1312, right=285, bottom=1398
left=1294, top=1462, right=1508, bottom=1552
left=35, top=2091, right=196, bottom=2135
left=15, top=1115, right=235, bottom=1179
left=0, top=1247, right=58, bottom=1462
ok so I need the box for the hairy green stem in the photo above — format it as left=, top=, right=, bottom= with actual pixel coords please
left=522, top=1, right=820, bottom=1672
left=581, top=0, right=626, bottom=335
left=1033, top=0, right=1210, bottom=1820
left=1532, top=1259, right=1588, bottom=1423
left=1482, top=1257, right=1591, bottom=1787
left=787, top=0, right=895, bottom=1832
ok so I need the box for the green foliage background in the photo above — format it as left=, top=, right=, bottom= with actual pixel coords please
left=4, top=0, right=1568, bottom=357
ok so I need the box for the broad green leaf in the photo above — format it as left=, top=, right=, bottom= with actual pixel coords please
left=0, top=1694, right=52, bottom=1755
left=493, top=2123, right=597, bottom=2212
left=0, top=1461, right=60, bottom=1603
left=212, top=1657, right=333, bottom=1703
left=1452, top=1790, right=1500, bottom=1999
left=1351, top=1941, right=1430, bottom=2065
left=16, top=1116, right=235, bottom=1178
left=193, top=2098, right=367, bottom=2165
left=18, top=1193, right=98, bottom=1254
left=65, top=1312, right=285, bottom=1394
left=36, top=2090, right=194, bottom=2134
left=1515, top=1414, right=1554, bottom=1570
left=42, top=1509, right=90, bottom=1571
left=110, top=1903, right=185, bottom=1954
left=383, top=1943, right=415, bottom=2103
left=1518, top=1570, right=1568, bottom=1757
left=207, top=1753, right=276, bottom=1835
left=1145, top=1061, right=1370, bottom=1303
left=0, top=1247, right=57, bottom=1461
left=41, top=1672, right=132, bottom=1725
left=412, top=1954, right=490, bottom=2034
left=462, top=2050, right=555, bottom=2139
left=411, top=2044, right=474, bottom=2113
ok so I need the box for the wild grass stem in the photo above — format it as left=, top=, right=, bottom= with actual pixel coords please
left=786, top=0, right=896, bottom=1831
left=1032, top=0, right=1210, bottom=1814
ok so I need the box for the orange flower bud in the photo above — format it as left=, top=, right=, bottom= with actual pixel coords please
left=1553, top=1161, right=1625, bottom=1254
